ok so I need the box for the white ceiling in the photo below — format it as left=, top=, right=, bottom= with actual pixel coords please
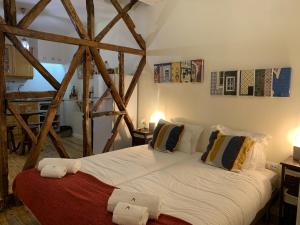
left=0, top=0, right=137, bottom=35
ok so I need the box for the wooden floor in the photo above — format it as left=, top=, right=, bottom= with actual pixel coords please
left=8, top=136, right=83, bottom=193
left=0, top=205, right=278, bottom=225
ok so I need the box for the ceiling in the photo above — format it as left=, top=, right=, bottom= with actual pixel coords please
left=0, top=0, right=137, bottom=35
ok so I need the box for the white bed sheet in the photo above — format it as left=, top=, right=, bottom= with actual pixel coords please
left=119, top=153, right=274, bottom=225
left=80, top=145, right=191, bottom=186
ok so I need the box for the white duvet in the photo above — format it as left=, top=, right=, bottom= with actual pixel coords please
left=80, top=145, right=191, bottom=186
left=118, top=154, right=274, bottom=225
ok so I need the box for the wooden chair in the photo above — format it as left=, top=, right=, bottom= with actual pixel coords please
left=21, top=124, right=39, bottom=155
left=7, top=125, right=18, bottom=152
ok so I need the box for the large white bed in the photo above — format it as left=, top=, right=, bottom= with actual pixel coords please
left=79, top=145, right=277, bottom=225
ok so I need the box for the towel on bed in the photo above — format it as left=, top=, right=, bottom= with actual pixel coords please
left=108, top=189, right=161, bottom=220
left=38, top=158, right=81, bottom=174
left=40, top=165, right=67, bottom=178
left=113, top=202, right=149, bottom=225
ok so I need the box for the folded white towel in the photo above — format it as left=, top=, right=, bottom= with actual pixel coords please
left=37, top=158, right=81, bottom=174
left=113, top=202, right=149, bottom=225
left=40, top=164, right=67, bottom=178
left=108, top=189, right=161, bottom=220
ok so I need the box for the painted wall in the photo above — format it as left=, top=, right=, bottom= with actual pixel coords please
left=134, top=0, right=300, bottom=162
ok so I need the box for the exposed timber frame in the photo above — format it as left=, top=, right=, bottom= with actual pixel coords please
left=0, top=0, right=146, bottom=209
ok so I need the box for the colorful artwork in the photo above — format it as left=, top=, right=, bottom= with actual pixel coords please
left=272, top=67, right=291, bottom=97
left=211, top=67, right=291, bottom=98
left=191, top=59, right=204, bottom=82
left=154, top=59, right=204, bottom=83
left=240, top=70, right=254, bottom=96
left=211, top=72, right=224, bottom=95
left=255, top=69, right=272, bottom=97
left=180, top=61, right=192, bottom=83
left=171, top=62, right=181, bottom=82
left=224, top=71, right=238, bottom=96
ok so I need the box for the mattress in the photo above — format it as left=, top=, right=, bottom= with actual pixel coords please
left=80, top=145, right=191, bottom=186
left=118, top=153, right=275, bottom=225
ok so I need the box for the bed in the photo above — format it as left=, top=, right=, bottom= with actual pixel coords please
left=13, top=145, right=278, bottom=225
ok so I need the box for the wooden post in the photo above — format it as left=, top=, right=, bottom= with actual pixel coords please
left=119, top=52, right=125, bottom=101
left=0, top=31, right=8, bottom=208
left=86, top=0, right=95, bottom=39
left=4, top=0, right=16, bottom=26
left=82, top=48, right=93, bottom=157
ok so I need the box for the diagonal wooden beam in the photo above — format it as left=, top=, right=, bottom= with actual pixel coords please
left=90, top=47, right=135, bottom=135
left=86, top=0, right=95, bottom=39
left=92, top=111, right=126, bottom=118
left=102, top=56, right=145, bottom=152
left=92, top=88, right=111, bottom=112
left=94, top=0, right=138, bottom=42
left=7, top=103, right=38, bottom=145
left=119, top=52, right=125, bottom=101
left=111, top=0, right=146, bottom=50
left=0, top=23, right=145, bottom=56
left=125, top=56, right=146, bottom=105
left=23, top=46, right=85, bottom=170
left=61, top=0, right=89, bottom=39
left=0, top=31, right=8, bottom=205
left=4, top=0, right=16, bottom=26
left=48, top=127, right=70, bottom=158
left=18, top=0, right=51, bottom=29
left=103, top=115, right=124, bottom=153
left=82, top=48, right=93, bottom=157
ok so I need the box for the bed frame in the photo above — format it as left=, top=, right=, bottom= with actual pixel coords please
left=251, top=188, right=279, bottom=225
left=0, top=0, right=146, bottom=209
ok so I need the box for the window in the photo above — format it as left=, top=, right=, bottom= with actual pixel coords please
left=226, top=76, right=236, bottom=92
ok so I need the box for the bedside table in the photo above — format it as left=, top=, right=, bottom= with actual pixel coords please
left=132, top=128, right=153, bottom=147
left=279, top=157, right=300, bottom=225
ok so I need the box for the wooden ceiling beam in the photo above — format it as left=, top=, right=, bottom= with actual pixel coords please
left=23, top=46, right=85, bottom=170
left=111, top=0, right=145, bottom=50
left=94, top=0, right=138, bottom=42
left=18, top=0, right=51, bottom=29
left=0, top=24, right=145, bottom=55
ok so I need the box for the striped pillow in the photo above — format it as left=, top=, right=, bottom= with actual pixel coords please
left=150, top=120, right=184, bottom=152
left=201, top=130, right=254, bottom=171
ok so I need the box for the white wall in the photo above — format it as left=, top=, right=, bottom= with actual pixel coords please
left=134, top=0, right=300, bottom=162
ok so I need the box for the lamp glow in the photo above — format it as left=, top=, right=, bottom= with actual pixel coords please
left=150, top=111, right=165, bottom=125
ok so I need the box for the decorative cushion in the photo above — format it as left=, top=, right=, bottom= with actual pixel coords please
left=150, top=120, right=184, bottom=152
left=201, top=130, right=254, bottom=172
left=171, top=120, right=205, bottom=154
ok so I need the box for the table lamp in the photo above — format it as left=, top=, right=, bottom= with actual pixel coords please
left=293, top=132, right=300, bottom=160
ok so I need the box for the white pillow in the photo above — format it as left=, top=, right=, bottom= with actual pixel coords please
left=215, top=125, right=269, bottom=170
left=172, top=120, right=205, bottom=154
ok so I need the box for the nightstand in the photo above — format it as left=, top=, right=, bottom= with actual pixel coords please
left=279, top=157, right=300, bottom=225
left=132, top=128, right=153, bottom=146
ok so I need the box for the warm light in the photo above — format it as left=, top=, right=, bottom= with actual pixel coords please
left=295, top=130, right=300, bottom=147
left=150, top=111, right=165, bottom=125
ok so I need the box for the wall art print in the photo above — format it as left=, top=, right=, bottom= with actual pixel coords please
left=211, top=67, right=291, bottom=98
left=154, top=59, right=204, bottom=83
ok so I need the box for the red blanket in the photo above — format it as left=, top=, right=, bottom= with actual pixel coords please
left=13, top=169, right=191, bottom=225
